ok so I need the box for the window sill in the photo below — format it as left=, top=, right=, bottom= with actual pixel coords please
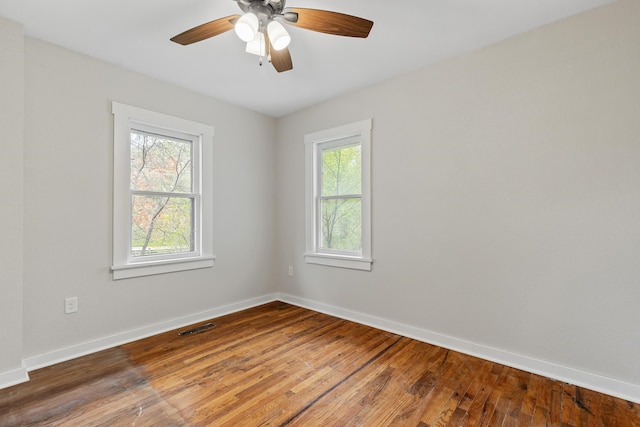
left=111, top=256, right=216, bottom=280
left=304, top=253, right=372, bottom=271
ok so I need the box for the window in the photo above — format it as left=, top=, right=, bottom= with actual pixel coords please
left=305, top=119, right=372, bottom=270
left=112, top=102, right=214, bottom=279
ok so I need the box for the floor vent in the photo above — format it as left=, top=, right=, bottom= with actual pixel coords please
left=179, top=323, right=215, bottom=336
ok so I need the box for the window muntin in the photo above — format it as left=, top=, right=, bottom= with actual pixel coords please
left=305, top=119, right=372, bottom=271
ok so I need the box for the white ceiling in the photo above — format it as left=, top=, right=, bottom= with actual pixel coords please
left=0, top=0, right=615, bottom=117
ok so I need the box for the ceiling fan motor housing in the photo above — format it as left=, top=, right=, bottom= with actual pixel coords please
left=238, top=0, right=285, bottom=20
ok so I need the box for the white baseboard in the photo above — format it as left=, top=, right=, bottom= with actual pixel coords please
left=10, top=292, right=640, bottom=404
left=0, top=366, right=29, bottom=389
left=276, top=292, right=640, bottom=404
left=22, top=294, right=279, bottom=372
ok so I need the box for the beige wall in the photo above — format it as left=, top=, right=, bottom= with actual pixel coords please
left=0, top=16, right=25, bottom=383
left=19, top=38, right=277, bottom=359
left=276, top=0, right=640, bottom=388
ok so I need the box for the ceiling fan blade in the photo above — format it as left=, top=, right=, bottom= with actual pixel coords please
left=170, top=15, right=241, bottom=45
left=265, top=32, right=293, bottom=73
left=284, top=8, right=373, bottom=38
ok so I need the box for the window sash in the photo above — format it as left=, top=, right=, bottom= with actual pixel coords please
left=130, top=193, right=197, bottom=260
left=316, top=196, right=362, bottom=256
left=315, top=139, right=363, bottom=256
left=319, top=142, right=362, bottom=197
left=128, top=124, right=201, bottom=263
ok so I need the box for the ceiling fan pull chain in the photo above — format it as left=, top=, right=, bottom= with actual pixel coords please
left=267, top=30, right=273, bottom=65
left=260, top=22, right=266, bottom=65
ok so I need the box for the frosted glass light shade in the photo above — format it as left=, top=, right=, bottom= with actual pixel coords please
left=267, top=20, right=290, bottom=50
left=246, top=32, right=266, bottom=56
left=235, top=13, right=259, bottom=42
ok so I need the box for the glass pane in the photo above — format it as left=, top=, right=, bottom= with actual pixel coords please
left=321, top=144, right=361, bottom=197
left=131, top=195, right=194, bottom=257
left=320, top=198, right=361, bottom=252
left=131, top=131, right=192, bottom=193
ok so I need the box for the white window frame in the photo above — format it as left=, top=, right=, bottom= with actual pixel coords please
left=304, top=119, right=372, bottom=271
left=111, top=102, right=215, bottom=279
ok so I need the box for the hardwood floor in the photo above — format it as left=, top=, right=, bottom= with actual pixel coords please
left=1, top=302, right=638, bottom=426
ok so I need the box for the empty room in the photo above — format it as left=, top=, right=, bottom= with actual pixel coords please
left=1, top=0, right=639, bottom=425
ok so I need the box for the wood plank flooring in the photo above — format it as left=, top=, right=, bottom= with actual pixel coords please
left=1, top=301, right=638, bottom=426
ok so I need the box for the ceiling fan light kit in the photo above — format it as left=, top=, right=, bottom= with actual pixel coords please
left=170, top=0, right=374, bottom=73
left=267, top=20, right=290, bottom=51
left=245, top=31, right=266, bottom=56
left=234, top=12, right=259, bottom=42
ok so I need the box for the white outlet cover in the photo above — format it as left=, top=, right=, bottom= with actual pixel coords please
left=65, top=297, right=78, bottom=314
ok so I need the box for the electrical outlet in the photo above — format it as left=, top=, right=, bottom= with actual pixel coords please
left=288, top=266, right=293, bottom=277
left=65, top=297, right=78, bottom=314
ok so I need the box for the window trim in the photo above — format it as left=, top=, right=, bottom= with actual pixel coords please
left=304, top=119, right=372, bottom=271
left=111, top=102, right=215, bottom=279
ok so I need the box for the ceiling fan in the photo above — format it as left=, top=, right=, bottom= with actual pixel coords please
left=170, top=0, right=374, bottom=73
